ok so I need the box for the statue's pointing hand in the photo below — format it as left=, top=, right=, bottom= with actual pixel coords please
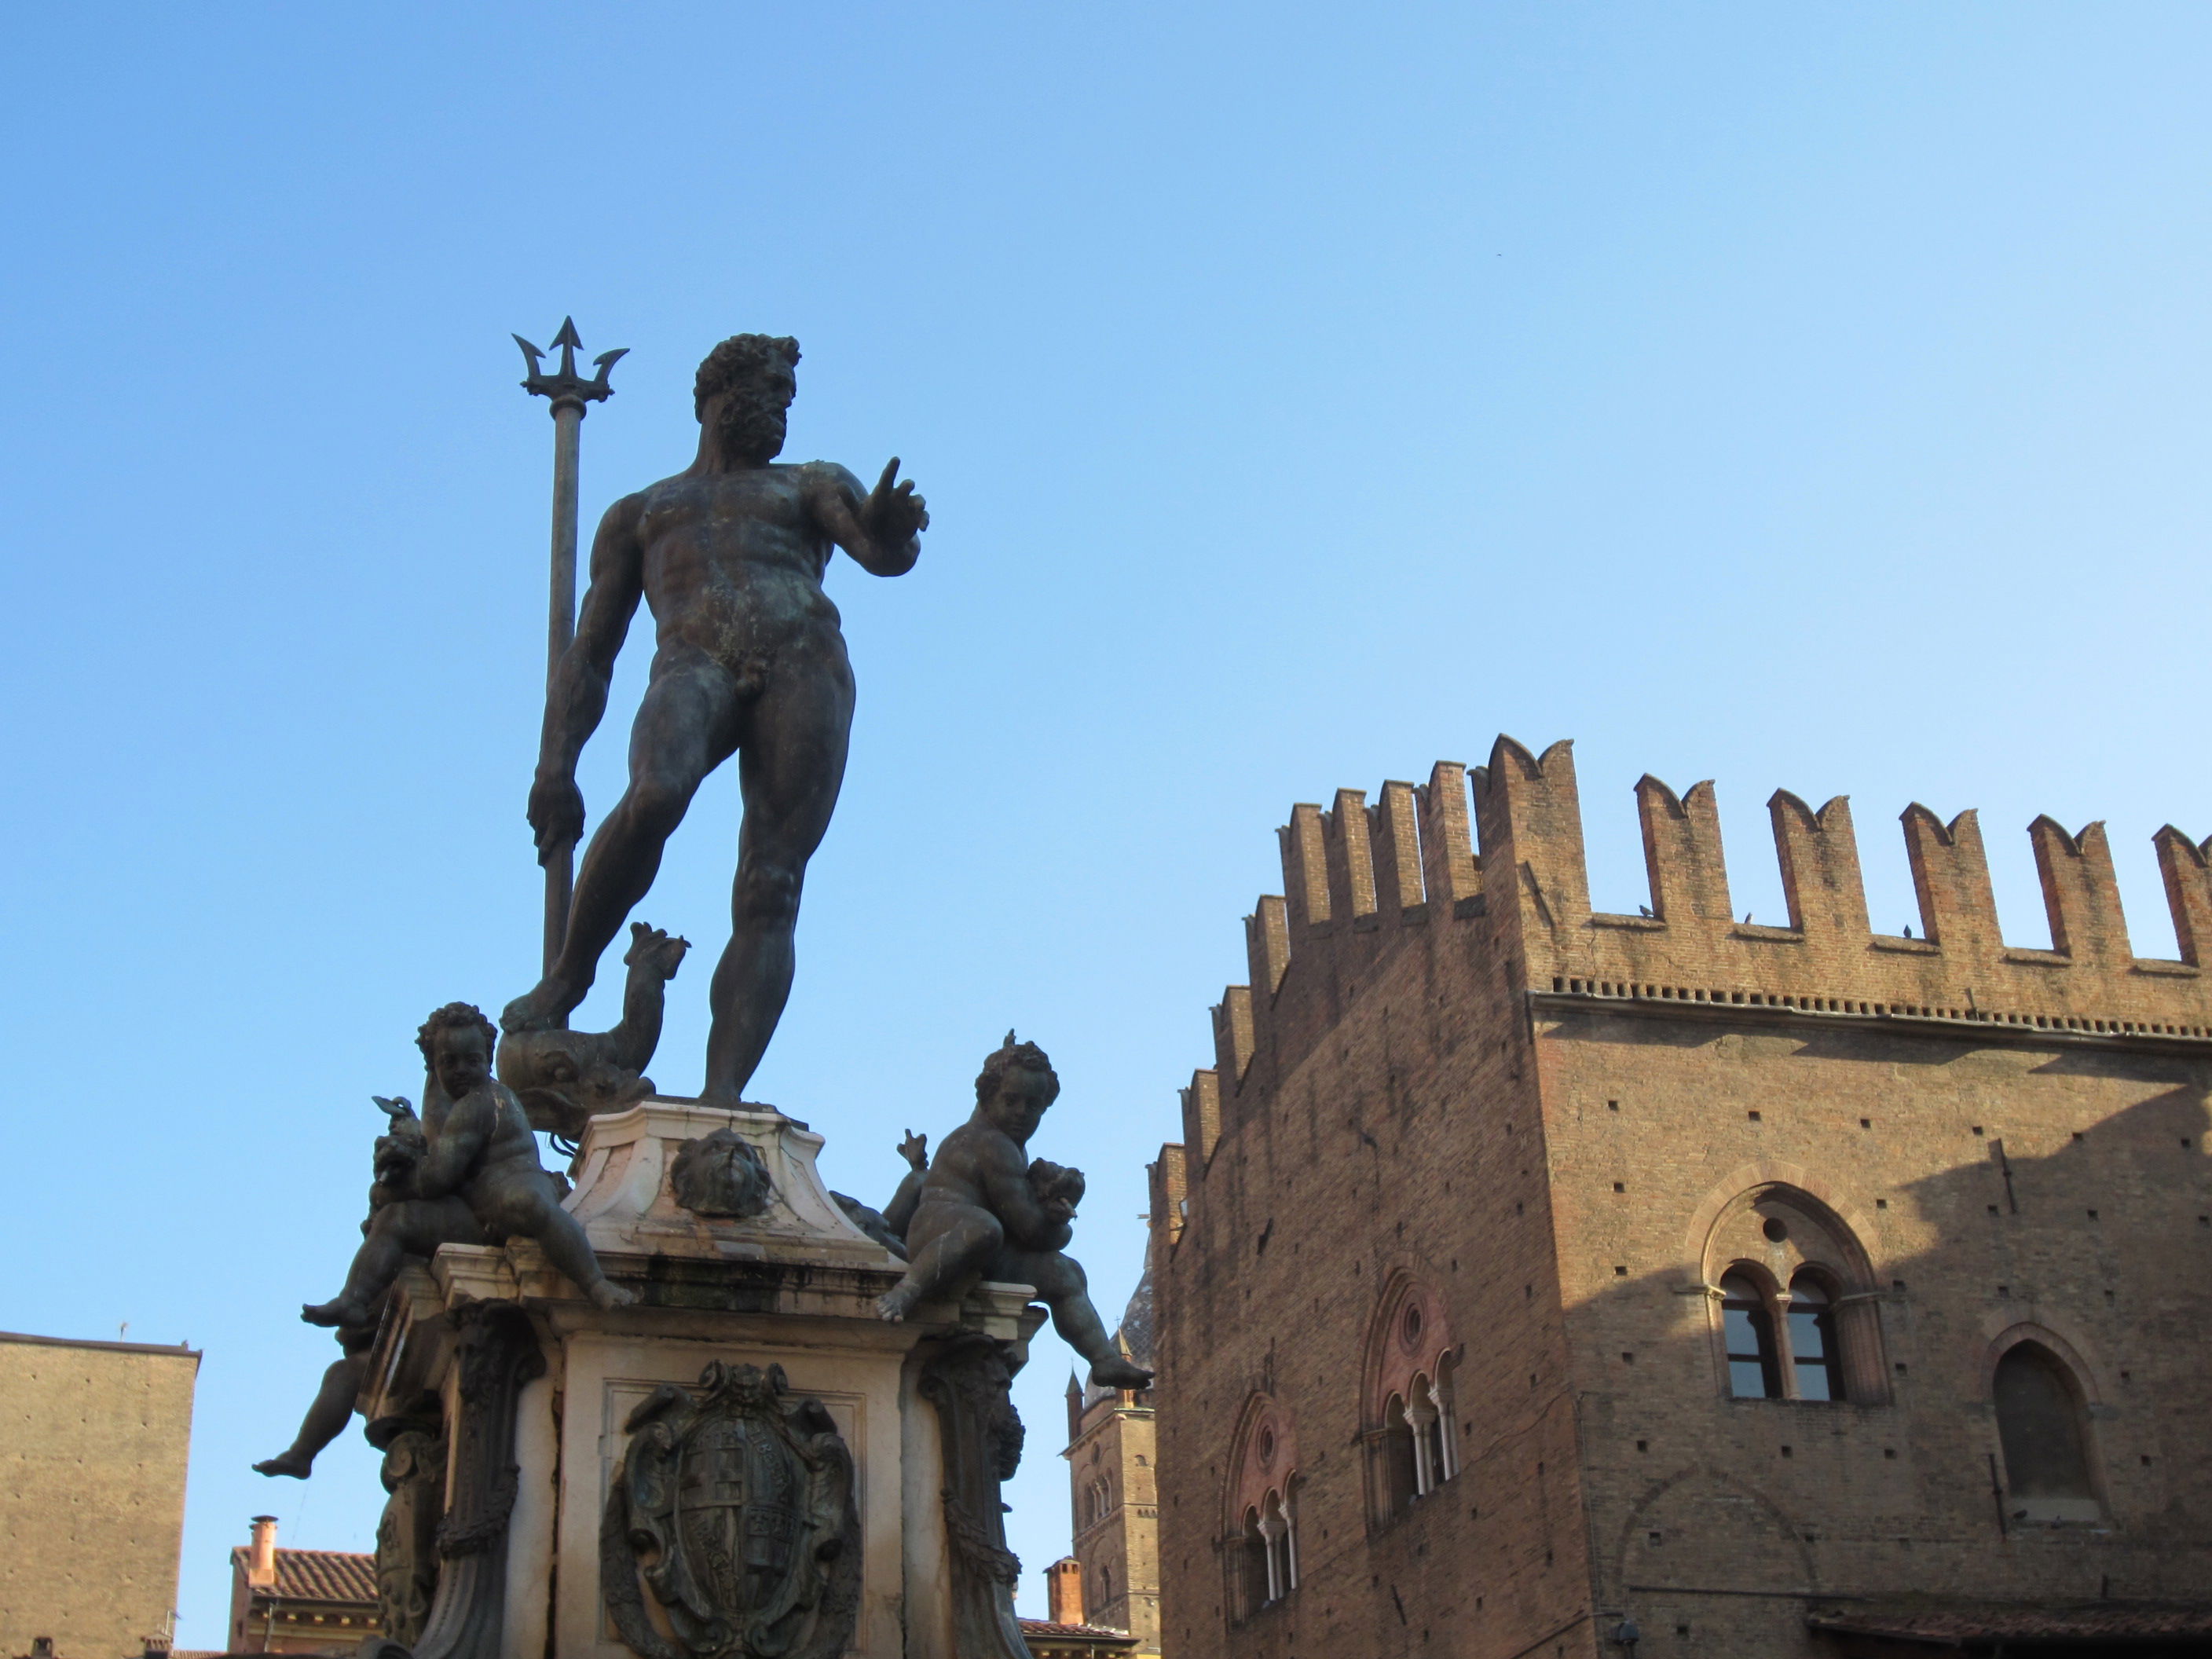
left=861, top=458, right=928, bottom=545
left=528, top=771, right=586, bottom=864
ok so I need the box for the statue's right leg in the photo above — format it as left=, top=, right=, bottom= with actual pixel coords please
left=505, top=657, right=741, bottom=1031
left=489, top=1169, right=635, bottom=1312
left=302, top=1229, right=407, bottom=1328
left=254, top=1351, right=369, bottom=1478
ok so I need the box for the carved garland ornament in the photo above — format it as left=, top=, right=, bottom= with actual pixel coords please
left=601, top=1361, right=859, bottom=1659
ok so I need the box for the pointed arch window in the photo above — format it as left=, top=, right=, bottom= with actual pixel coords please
left=1994, top=1342, right=2098, bottom=1521
left=1721, top=1272, right=1782, bottom=1399
left=1225, top=1399, right=1298, bottom=1625
left=1702, top=1184, right=1888, bottom=1404
left=1365, top=1280, right=1457, bottom=1524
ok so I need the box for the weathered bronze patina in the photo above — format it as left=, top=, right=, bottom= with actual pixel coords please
left=496, top=921, right=689, bottom=1143
left=875, top=1035, right=1155, bottom=1390
left=503, top=335, right=927, bottom=1103
left=302, top=1005, right=632, bottom=1328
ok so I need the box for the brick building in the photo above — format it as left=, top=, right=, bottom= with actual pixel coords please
left=0, top=1330, right=200, bottom=1659
left=1057, top=1276, right=1163, bottom=1655
left=223, top=1518, right=380, bottom=1655
left=1150, top=738, right=2212, bottom=1657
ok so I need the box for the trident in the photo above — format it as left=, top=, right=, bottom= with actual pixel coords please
left=515, top=318, right=626, bottom=978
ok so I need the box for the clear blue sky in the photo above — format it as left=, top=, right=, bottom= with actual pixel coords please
left=5, top=4, right=2210, bottom=1642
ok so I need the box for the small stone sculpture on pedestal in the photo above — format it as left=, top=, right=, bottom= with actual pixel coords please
left=877, top=1033, right=1155, bottom=1390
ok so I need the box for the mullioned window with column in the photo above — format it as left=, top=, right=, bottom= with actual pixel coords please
left=1701, top=1183, right=1888, bottom=1405
left=1222, top=1394, right=1298, bottom=1625
left=1361, top=1274, right=1459, bottom=1527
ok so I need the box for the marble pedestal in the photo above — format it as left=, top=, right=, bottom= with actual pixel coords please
left=361, top=1100, right=1044, bottom=1659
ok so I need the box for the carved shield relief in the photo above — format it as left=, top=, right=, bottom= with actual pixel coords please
left=601, top=1362, right=859, bottom=1659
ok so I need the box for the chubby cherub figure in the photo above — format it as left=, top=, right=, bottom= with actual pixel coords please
left=876, top=1033, right=1152, bottom=1389
left=303, top=1004, right=634, bottom=1327
left=257, top=1097, right=457, bottom=1478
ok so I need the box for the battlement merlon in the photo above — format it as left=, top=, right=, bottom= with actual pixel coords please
left=1180, top=1071, right=1222, bottom=1166
left=1474, top=737, right=2212, bottom=1029
left=1183, top=741, right=2212, bottom=1194
left=1150, top=1144, right=1188, bottom=1254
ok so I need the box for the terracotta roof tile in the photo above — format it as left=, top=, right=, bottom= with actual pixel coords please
left=231, top=1546, right=379, bottom=1607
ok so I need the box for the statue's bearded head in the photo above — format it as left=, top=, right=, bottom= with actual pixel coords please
left=694, top=334, right=800, bottom=464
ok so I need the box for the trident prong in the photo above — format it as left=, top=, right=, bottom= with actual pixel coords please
left=516, top=316, right=625, bottom=412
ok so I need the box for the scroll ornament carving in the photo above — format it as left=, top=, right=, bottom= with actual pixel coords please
left=369, top=1402, right=445, bottom=1650
left=918, top=1334, right=1032, bottom=1659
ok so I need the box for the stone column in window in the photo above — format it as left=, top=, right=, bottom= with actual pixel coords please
left=1426, top=1372, right=1456, bottom=1481
left=1833, top=1293, right=1890, bottom=1404
left=1405, top=1393, right=1437, bottom=1496
left=1257, top=1502, right=1287, bottom=1604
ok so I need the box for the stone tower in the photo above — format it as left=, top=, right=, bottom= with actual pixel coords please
left=1061, top=1273, right=1161, bottom=1654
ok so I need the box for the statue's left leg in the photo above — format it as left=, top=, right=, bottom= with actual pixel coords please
left=254, top=1351, right=368, bottom=1478
left=1009, top=1251, right=1155, bottom=1390
left=701, top=643, right=854, bottom=1104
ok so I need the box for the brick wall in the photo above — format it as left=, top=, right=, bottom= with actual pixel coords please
left=1152, top=740, right=2212, bottom=1658
left=0, top=1332, right=200, bottom=1659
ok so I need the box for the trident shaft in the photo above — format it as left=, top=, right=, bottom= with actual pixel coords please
left=515, top=318, right=626, bottom=978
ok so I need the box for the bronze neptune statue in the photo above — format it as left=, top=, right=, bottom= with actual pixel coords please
left=502, top=335, right=927, bottom=1102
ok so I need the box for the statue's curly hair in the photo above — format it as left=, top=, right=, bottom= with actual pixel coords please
left=974, top=1029, right=1060, bottom=1107
left=694, top=333, right=800, bottom=419
left=416, top=1002, right=498, bottom=1063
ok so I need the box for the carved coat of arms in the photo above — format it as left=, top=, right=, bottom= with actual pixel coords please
left=601, top=1361, right=859, bottom=1659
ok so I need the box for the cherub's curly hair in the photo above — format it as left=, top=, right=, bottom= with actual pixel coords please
left=975, top=1030, right=1060, bottom=1107
left=416, top=1002, right=498, bottom=1063
left=694, top=334, right=800, bottom=419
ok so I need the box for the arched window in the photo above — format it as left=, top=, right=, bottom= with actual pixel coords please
left=1721, top=1272, right=1781, bottom=1399
left=1701, top=1181, right=1887, bottom=1404
left=1787, top=1273, right=1844, bottom=1402
left=1225, top=1397, right=1298, bottom=1624
left=1395, top=1365, right=1457, bottom=1501
left=1995, top=1342, right=2097, bottom=1521
left=1364, top=1279, right=1457, bottom=1524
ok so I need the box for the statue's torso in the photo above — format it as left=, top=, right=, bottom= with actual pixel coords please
left=632, top=464, right=851, bottom=667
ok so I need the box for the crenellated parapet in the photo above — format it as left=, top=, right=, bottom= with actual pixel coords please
left=1476, top=734, right=2212, bottom=1033
left=1184, top=736, right=2212, bottom=1175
